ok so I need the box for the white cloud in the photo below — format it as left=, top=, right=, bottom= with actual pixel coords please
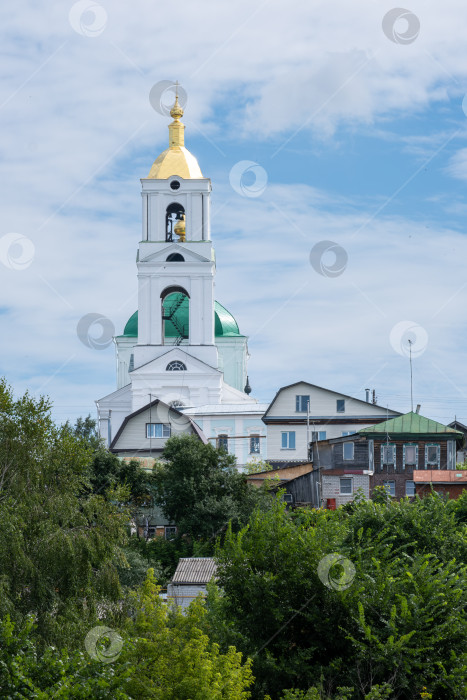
left=1, top=0, right=467, bottom=425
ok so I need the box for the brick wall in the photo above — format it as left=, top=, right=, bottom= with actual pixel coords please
left=322, top=473, right=369, bottom=507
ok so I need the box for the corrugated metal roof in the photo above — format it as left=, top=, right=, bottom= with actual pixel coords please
left=171, top=558, right=217, bottom=585
left=359, top=412, right=463, bottom=437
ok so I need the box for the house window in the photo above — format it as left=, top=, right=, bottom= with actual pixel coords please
left=166, top=360, right=187, bottom=371
left=217, top=434, right=229, bottom=452
left=250, top=435, right=260, bottom=454
left=281, top=431, right=296, bottom=449
left=340, top=478, right=352, bottom=495
left=336, top=399, right=345, bottom=413
left=447, top=440, right=456, bottom=470
left=311, top=431, right=326, bottom=441
left=403, top=444, right=418, bottom=468
left=343, top=442, right=354, bottom=460
left=146, top=423, right=171, bottom=439
left=295, top=395, right=310, bottom=412
left=405, top=481, right=416, bottom=497
left=383, top=481, right=396, bottom=497
left=381, top=444, right=395, bottom=467
left=342, top=430, right=355, bottom=436
left=165, top=526, right=177, bottom=540
left=425, top=444, right=440, bottom=468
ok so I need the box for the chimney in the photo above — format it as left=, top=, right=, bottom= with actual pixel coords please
left=365, top=388, right=370, bottom=403
left=415, top=404, right=421, bottom=414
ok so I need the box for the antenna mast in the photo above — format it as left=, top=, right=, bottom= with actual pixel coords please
left=408, top=339, right=414, bottom=412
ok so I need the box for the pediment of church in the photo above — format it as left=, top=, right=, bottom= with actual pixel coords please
left=139, top=243, right=210, bottom=264
left=131, top=348, right=222, bottom=377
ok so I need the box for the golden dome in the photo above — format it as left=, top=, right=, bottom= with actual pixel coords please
left=147, top=92, right=203, bottom=179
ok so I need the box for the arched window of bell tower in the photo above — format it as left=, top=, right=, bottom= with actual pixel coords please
left=166, top=202, right=185, bottom=242
left=161, top=286, right=190, bottom=346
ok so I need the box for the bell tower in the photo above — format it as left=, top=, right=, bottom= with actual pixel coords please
left=131, top=91, right=218, bottom=377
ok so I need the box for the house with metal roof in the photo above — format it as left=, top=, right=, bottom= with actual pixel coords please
left=108, top=397, right=207, bottom=461
left=301, top=412, right=464, bottom=507
left=167, top=557, right=217, bottom=610
left=262, top=381, right=400, bottom=466
left=361, top=412, right=463, bottom=499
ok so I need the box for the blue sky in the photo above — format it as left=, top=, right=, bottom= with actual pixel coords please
left=1, top=0, right=467, bottom=426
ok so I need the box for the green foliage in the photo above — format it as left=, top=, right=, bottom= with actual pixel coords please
left=119, top=569, right=254, bottom=699
left=207, top=494, right=467, bottom=699
left=243, top=459, right=274, bottom=475
left=0, top=614, right=129, bottom=698
left=0, top=380, right=128, bottom=648
left=155, top=434, right=273, bottom=540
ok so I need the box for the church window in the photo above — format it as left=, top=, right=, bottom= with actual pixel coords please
left=166, top=253, right=185, bottom=262
left=146, top=423, right=171, bottom=439
left=281, top=431, right=296, bottom=449
left=161, top=288, right=189, bottom=345
left=250, top=435, right=260, bottom=453
left=295, top=395, right=310, bottom=412
left=170, top=180, right=181, bottom=190
left=217, top=434, right=229, bottom=452
left=166, top=361, right=187, bottom=371
left=165, top=202, right=185, bottom=242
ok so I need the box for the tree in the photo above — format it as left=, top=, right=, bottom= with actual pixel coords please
left=0, top=379, right=129, bottom=648
left=119, top=569, right=254, bottom=699
left=207, top=495, right=467, bottom=699
left=0, top=614, right=129, bottom=699
left=154, top=434, right=272, bottom=540
left=243, top=459, right=274, bottom=475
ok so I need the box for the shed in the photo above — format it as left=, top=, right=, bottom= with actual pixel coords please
left=167, top=557, right=217, bottom=610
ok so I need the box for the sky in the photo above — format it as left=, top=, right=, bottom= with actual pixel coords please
left=1, top=0, right=467, bottom=426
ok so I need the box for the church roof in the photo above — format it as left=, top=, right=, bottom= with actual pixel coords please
left=146, top=92, right=203, bottom=179
left=147, top=145, right=203, bottom=179
left=121, top=299, right=242, bottom=338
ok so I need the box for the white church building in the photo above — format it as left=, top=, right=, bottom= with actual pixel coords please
left=96, top=93, right=268, bottom=467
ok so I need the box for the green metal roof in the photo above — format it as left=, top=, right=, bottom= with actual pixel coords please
left=122, top=295, right=241, bottom=339
left=359, top=412, right=463, bottom=437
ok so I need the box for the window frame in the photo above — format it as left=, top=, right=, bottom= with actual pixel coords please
left=295, top=395, right=310, bottom=413
left=311, top=430, right=327, bottom=442
left=381, top=443, right=396, bottom=469
left=146, top=423, right=171, bottom=439
left=281, top=431, right=296, bottom=449
left=405, top=480, right=416, bottom=497
left=425, top=443, right=440, bottom=469
left=340, top=477, right=353, bottom=495
left=165, top=526, right=177, bottom=540
left=383, top=480, right=396, bottom=497
left=336, top=399, right=345, bottom=413
left=217, top=434, right=229, bottom=452
left=403, top=443, right=418, bottom=469
left=166, top=360, right=187, bottom=371
left=249, top=434, right=261, bottom=454
left=343, top=441, right=354, bottom=460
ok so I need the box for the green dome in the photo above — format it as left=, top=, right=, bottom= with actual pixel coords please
left=122, top=296, right=242, bottom=339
